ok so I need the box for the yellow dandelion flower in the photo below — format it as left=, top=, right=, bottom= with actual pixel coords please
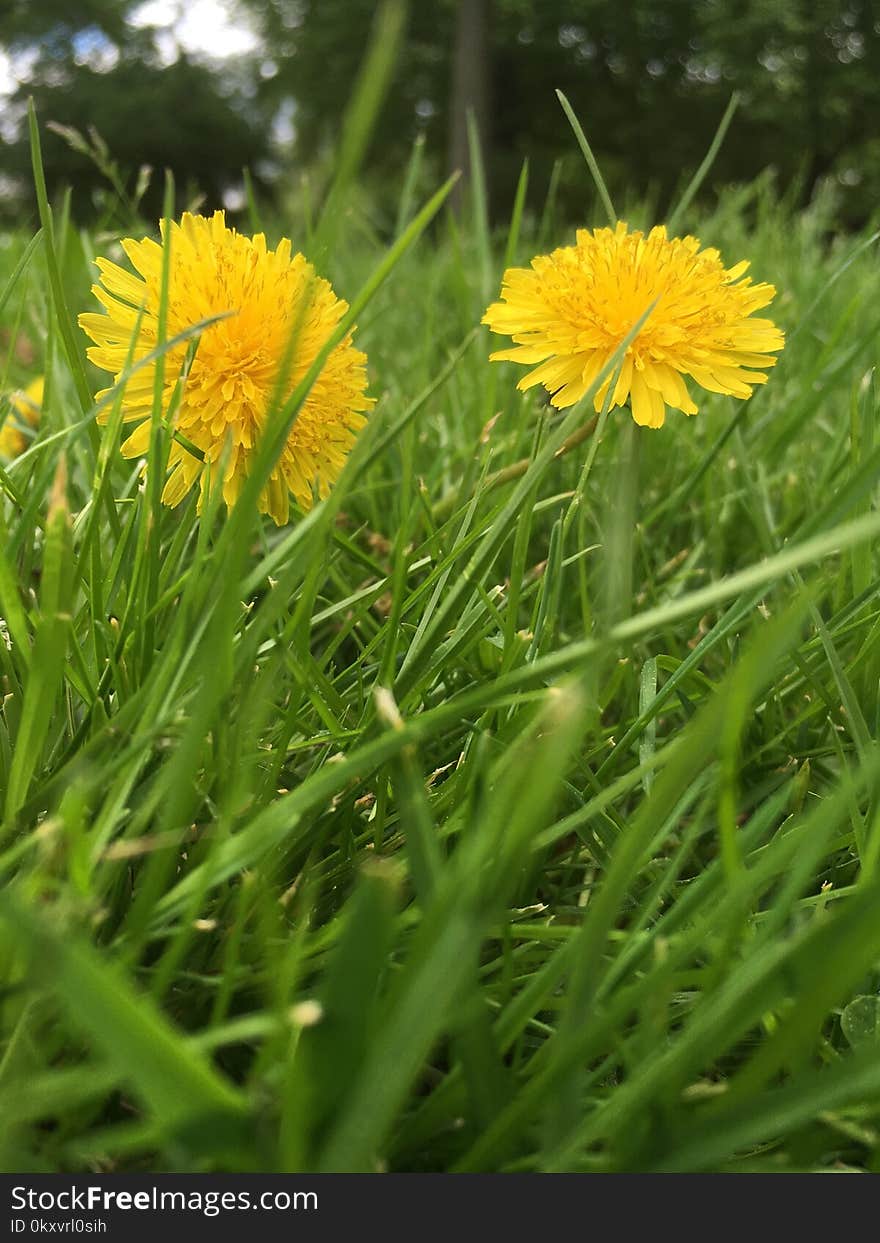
left=1, top=376, right=43, bottom=459
left=79, top=211, right=373, bottom=524
left=483, top=221, right=784, bottom=429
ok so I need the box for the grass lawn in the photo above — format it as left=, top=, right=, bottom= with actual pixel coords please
left=2, top=99, right=880, bottom=1173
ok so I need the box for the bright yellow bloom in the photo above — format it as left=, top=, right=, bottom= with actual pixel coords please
left=483, top=222, right=784, bottom=428
left=0, top=376, right=43, bottom=459
left=79, top=211, right=373, bottom=524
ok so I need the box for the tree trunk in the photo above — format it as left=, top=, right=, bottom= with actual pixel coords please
left=448, top=0, right=491, bottom=211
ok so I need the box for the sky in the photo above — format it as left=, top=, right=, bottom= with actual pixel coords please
left=128, top=0, right=259, bottom=63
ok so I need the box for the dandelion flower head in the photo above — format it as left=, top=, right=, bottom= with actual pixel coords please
left=483, top=222, right=784, bottom=428
left=79, top=211, right=373, bottom=524
left=1, top=376, right=43, bottom=459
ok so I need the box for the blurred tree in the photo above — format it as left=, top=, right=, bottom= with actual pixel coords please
left=0, top=0, right=270, bottom=224
left=448, top=0, right=491, bottom=209
left=5, top=55, right=270, bottom=223
left=695, top=0, right=880, bottom=196
left=3, top=0, right=880, bottom=228
left=246, top=0, right=880, bottom=226
left=1, top=0, right=130, bottom=42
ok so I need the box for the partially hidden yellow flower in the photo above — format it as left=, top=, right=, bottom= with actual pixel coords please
left=1, top=376, right=43, bottom=459
left=79, top=211, right=373, bottom=524
left=483, top=222, right=784, bottom=428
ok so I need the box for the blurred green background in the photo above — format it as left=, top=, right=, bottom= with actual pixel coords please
left=1, top=0, right=878, bottom=230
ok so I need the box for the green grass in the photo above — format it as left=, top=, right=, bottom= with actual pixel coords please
left=2, top=84, right=880, bottom=1173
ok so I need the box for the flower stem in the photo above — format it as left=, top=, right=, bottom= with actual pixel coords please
left=432, top=412, right=600, bottom=523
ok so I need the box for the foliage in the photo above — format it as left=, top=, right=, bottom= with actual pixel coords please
left=0, top=0, right=268, bottom=225
left=4, top=2, right=880, bottom=227
left=2, top=0, right=129, bottom=44
left=250, top=0, right=880, bottom=224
